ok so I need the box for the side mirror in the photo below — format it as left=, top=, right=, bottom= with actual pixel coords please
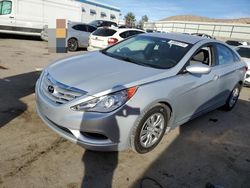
left=186, top=62, right=211, bottom=74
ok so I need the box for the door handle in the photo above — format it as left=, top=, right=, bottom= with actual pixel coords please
left=9, top=16, right=14, bottom=19
left=213, top=75, right=219, bottom=81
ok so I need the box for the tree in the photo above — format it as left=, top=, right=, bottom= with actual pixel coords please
left=124, top=12, right=136, bottom=27
left=139, top=15, right=149, bottom=29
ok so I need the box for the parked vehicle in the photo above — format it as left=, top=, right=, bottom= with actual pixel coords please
left=36, top=33, right=247, bottom=153
left=89, top=20, right=117, bottom=28
left=88, top=27, right=145, bottom=51
left=0, top=0, right=119, bottom=37
left=191, top=33, right=215, bottom=39
left=236, top=45, right=250, bottom=86
left=67, top=22, right=97, bottom=51
left=226, top=40, right=249, bottom=47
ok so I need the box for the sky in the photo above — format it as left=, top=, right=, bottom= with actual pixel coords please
left=93, top=0, right=250, bottom=21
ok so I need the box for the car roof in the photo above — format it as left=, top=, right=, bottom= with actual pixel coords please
left=142, top=32, right=210, bottom=44
left=97, top=27, right=145, bottom=32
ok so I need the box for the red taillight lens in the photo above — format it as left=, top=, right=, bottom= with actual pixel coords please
left=108, top=38, right=118, bottom=45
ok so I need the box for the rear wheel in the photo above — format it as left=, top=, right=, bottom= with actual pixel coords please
left=68, top=38, right=78, bottom=51
left=131, top=104, right=169, bottom=154
left=222, top=84, right=241, bottom=111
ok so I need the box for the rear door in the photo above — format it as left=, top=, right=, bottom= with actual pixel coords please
left=72, top=24, right=89, bottom=47
left=213, top=43, right=241, bottom=104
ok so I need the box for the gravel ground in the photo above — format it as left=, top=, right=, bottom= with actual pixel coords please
left=0, top=36, right=250, bottom=188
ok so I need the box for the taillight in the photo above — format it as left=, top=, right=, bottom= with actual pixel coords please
left=108, top=38, right=118, bottom=45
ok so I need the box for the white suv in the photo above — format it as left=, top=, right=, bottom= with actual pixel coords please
left=87, top=27, right=145, bottom=51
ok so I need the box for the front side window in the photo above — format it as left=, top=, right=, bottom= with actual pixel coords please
left=103, top=35, right=192, bottom=69
left=216, top=44, right=235, bottom=65
left=0, top=1, right=12, bottom=15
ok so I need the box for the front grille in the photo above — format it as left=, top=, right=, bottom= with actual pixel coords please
left=41, top=73, right=86, bottom=104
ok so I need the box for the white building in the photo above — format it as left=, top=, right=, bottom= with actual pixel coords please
left=0, top=0, right=120, bottom=36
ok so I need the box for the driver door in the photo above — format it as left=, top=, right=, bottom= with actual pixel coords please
left=172, top=44, right=221, bottom=125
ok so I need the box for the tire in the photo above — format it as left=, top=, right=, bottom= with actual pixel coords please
left=131, top=104, right=169, bottom=154
left=68, top=38, right=78, bottom=52
left=222, top=84, right=241, bottom=111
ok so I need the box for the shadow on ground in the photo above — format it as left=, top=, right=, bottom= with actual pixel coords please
left=0, top=71, right=41, bottom=128
left=132, top=99, right=250, bottom=188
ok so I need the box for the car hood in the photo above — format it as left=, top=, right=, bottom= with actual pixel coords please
left=47, top=51, right=172, bottom=96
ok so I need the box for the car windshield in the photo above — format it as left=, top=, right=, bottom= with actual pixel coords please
left=236, top=47, right=250, bottom=59
left=102, top=35, right=192, bottom=69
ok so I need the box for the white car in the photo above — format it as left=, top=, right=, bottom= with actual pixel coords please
left=236, top=45, right=250, bottom=86
left=87, top=27, right=145, bottom=51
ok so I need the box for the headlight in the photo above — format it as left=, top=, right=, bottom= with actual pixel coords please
left=71, top=86, right=138, bottom=112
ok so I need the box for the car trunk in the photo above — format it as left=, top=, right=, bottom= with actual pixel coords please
left=89, top=28, right=117, bottom=49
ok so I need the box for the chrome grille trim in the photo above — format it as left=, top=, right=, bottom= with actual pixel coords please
left=41, top=72, right=87, bottom=104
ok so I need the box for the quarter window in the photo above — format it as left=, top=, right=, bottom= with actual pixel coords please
left=72, top=24, right=87, bottom=32
left=0, top=1, right=12, bottom=15
left=216, top=44, right=235, bottom=65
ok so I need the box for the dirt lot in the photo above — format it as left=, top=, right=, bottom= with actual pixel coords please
left=0, top=36, right=250, bottom=188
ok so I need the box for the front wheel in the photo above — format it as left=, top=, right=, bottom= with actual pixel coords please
left=131, top=104, right=169, bottom=154
left=222, top=84, right=241, bottom=111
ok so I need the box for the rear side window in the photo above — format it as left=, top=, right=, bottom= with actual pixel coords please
left=119, top=31, right=130, bottom=39
left=0, top=1, right=12, bottom=15
left=119, top=30, right=144, bottom=39
left=216, top=44, right=235, bottom=65
left=92, top=28, right=116, bottom=37
left=72, top=24, right=87, bottom=32
left=236, top=47, right=250, bottom=59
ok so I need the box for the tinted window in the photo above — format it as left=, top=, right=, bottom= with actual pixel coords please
left=103, top=35, right=192, bottom=69
left=130, top=30, right=144, bottom=36
left=236, top=47, right=250, bottom=59
left=119, top=31, right=144, bottom=39
left=89, top=20, right=117, bottom=27
left=0, top=1, right=12, bottom=15
left=119, top=31, right=130, bottom=39
left=72, top=24, right=87, bottom=32
left=216, top=44, right=235, bottom=65
left=92, top=28, right=116, bottom=36
left=226, top=40, right=241, bottom=46
left=87, top=25, right=97, bottom=32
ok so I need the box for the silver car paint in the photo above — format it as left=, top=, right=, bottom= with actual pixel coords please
left=36, top=33, right=246, bottom=151
left=67, top=23, right=92, bottom=48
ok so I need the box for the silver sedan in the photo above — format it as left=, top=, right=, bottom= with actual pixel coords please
left=36, top=33, right=247, bottom=153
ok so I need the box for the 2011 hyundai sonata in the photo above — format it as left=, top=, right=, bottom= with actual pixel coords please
left=36, top=33, right=247, bottom=153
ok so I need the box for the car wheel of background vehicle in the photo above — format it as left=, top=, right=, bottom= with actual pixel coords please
left=131, top=104, right=169, bottom=154
left=68, top=38, right=78, bottom=51
left=222, top=84, right=241, bottom=111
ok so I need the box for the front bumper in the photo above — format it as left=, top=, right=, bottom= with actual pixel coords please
left=35, top=79, right=139, bottom=151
